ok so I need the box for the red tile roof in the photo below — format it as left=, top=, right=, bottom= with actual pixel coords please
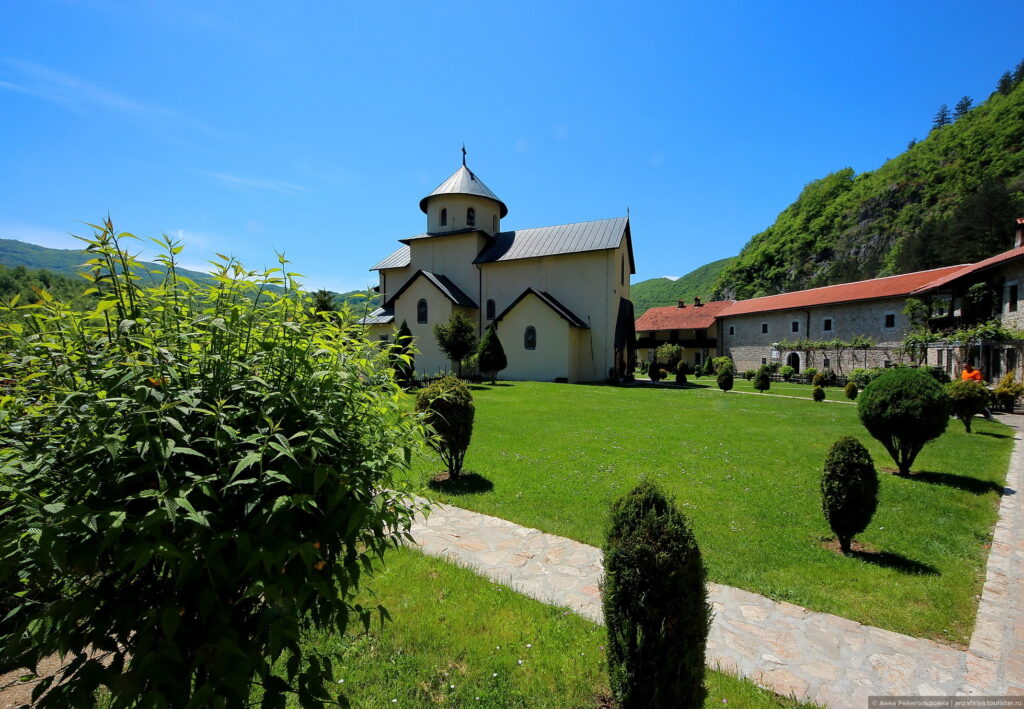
left=719, top=264, right=969, bottom=317
left=635, top=300, right=734, bottom=332
left=910, top=245, right=1024, bottom=294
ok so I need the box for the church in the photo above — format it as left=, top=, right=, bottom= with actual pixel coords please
left=362, top=153, right=637, bottom=383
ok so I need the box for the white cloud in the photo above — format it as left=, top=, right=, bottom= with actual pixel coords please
left=198, top=170, right=309, bottom=196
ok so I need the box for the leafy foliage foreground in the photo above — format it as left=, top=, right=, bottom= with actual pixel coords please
left=0, top=220, right=423, bottom=707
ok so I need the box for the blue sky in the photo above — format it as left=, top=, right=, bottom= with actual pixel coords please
left=3, top=1, right=1024, bottom=292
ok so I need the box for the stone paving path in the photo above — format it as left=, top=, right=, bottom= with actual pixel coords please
left=410, top=414, right=1024, bottom=707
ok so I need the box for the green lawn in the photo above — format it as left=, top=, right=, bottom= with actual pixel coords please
left=404, top=381, right=1013, bottom=644
left=290, top=547, right=811, bottom=708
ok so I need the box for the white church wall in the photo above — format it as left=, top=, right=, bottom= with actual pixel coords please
left=406, top=232, right=487, bottom=305
left=426, top=194, right=501, bottom=235
left=392, top=277, right=455, bottom=376
left=497, top=294, right=574, bottom=383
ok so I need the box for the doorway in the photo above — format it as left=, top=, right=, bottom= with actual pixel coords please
left=786, top=351, right=801, bottom=373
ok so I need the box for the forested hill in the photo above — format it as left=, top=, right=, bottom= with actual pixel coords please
left=713, top=64, right=1024, bottom=300
left=630, top=257, right=733, bottom=316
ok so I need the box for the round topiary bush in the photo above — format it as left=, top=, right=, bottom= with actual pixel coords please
left=675, top=369, right=687, bottom=385
left=415, top=376, right=475, bottom=478
left=753, top=369, right=771, bottom=393
left=813, top=385, right=826, bottom=402
left=779, top=365, right=795, bottom=381
left=649, top=364, right=662, bottom=382
left=812, top=372, right=827, bottom=387
left=717, top=368, right=734, bottom=392
left=677, top=361, right=692, bottom=376
left=946, top=379, right=991, bottom=433
left=844, top=381, right=859, bottom=400
left=858, top=367, right=949, bottom=475
left=821, top=436, right=879, bottom=555
left=602, top=482, right=711, bottom=708
left=744, top=369, right=756, bottom=380
left=803, top=367, right=818, bottom=382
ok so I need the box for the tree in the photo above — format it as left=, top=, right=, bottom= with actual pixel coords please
left=310, top=288, right=336, bottom=318
left=602, top=482, right=711, bottom=708
left=415, top=377, right=475, bottom=479
left=433, top=311, right=479, bottom=377
left=753, top=368, right=771, bottom=393
left=0, top=221, right=424, bottom=707
left=477, top=323, right=507, bottom=384
left=907, top=138, right=917, bottom=150
left=654, top=344, right=682, bottom=371
left=857, top=368, right=949, bottom=475
left=821, top=437, right=879, bottom=555
left=946, top=380, right=990, bottom=432
left=717, top=368, right=734, bottom=393
left=954, top=95, right=973, bottom=118
left=1014, top=59, right=1024, bottom=86
left=932, top=103, right=951, bottom=130
left=392, top=319, right=415, bottom=384
left=997, top=71, right=1014, bottom=96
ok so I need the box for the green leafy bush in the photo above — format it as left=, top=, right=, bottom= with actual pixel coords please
left=676, top=361, right=692, bottom=375
left=849, top=368, right=884, bottom=389
left=675, top=369, right=687, bottom=385
left=765, top=361, right=781, bottom=373
left=753, top=369, right=771, bottom=393
left=602, top=482, right=711, bottom=708
left=655, top=344, right=682, bottom=371
left=844, top=381, right=859, bottom=400
left=717, top=368, right=734, bottom=392
left=812, top=372, right=827, bottom=387
left=821, top=437, right=879, bottom=555
left=701, top=357, right=715, bottom=377
left=743, top=369, right=756, bottom=380
left=0, top=221, right=423, bottom=707
left=779, top=365, right=795, bottom=381
left=712, top=356, right=734, bottom=374
left=946, top=379, right=991, bottom=432
left=858, top=368, right=949, bottom=475
left=813, top=385, right=826, bottom=402
left=923, top=365, right=952, bottom=385
left=477, top=323, right=507, bottom=384
left=803, top=367, right=818, bottom=381
left=649, top=365, right=662, bottom=382
left=993, top=372, right=1024, bottom=412
left=820, top=368, right=836, bottom=385
left=415, top=376, right=475, bottom=478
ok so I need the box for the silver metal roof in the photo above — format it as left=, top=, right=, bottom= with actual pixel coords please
left=495, top=287, right=589, bottom=329
left=419, top=166, right=508, bottom=217
left=358, top=306, right=395, bottom=325
left=385, top=270, right=478, bottom=309
left=370, top=244, right=410, bottom=271
left=475, top=216, right=629, bottom=264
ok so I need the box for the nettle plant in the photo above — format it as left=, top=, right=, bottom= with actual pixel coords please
left=0, top=220, right=424, bottom=708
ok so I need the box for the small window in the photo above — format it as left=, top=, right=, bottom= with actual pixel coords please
left=620, top=255, right=625, bottom=286
left=467, top=207, right=475, bottom=227
left=1010, top=284, right=1019, bottom=313
left=937, top=349, right=943, bottom=367
left=823, top=357, right=831, bottom=369
left=791, top=321, right=799, bottom=333
left=761, top=357, right=767, bottom=365
left=486, top=299, right=495, bottom=320
left=524, top=326, right=536, bottom=350
left=761, top=323, right=768, bottom=334
left=884, top=313, right=896, bottom=328
left=492, top=214, right=498, bottom=232
left=823, top=318, right=832, bottom=332
left=417, top=298, right=428, bottom=324
left=1008, top=349, right=1018, bottom=373
left=883, top=360, right=892, bottom=368
left=440, top=208, right=448, bottom=227
left=728, top=325, right=734, bottom=336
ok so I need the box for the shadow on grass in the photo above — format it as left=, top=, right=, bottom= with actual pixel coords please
left=850, top=549, right=940, bottom=576
left=468, top=383, right=513, bottom=391
left=975, top=430, right=1013, bottom=439
left=427, top=472, right=494, bottom=495
left=906, top=470, right=1009, bottom=496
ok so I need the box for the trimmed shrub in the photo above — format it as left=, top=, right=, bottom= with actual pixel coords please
left=858, top=368, right=949, bottom=475
left=993, top=372, right=1024, bottom=413
left=655, top=344, right=683, bottom=371
left=813, top=385, right=826, bottom=402
left=844, top=381, right=859, bottom=400
left=415, top=376, right=475, bottom=478
left=812, top=372, right=826, bottom=387
left=947, top=379, right=991, bottom=433
left=701, top=357, right=715, bottom=377
left=717, top=368, right=734, bottom=392
left=849, top=368, right=884, bottom=389
left=779, top=365, right=795, bottom=381
left=675, top=369, right=687, bottom=385
left=602, top=482, right=711, bottom=708
left=923, top=365, right=952, bottom=385
left=821, top=437, right=879, bottom=555
left=677, top=361, right=692, bottom=375
left=649, top=364, right=662, bottom=382
left=765, top=361, right=781, bottom=373
left=803, top=367, right=818, bottom=381
left=477, top=323, right=508, bottom=384
left=753, top=368, right=771, bottom=393
left=744, top=369, right=757, bottom=380
left=0, top=223, right=424, bottom=707
left=712, top=356, right=734, bottom=374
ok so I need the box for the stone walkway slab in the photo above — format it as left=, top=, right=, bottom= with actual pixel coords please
left=410, top=413, right=1024, bottom=707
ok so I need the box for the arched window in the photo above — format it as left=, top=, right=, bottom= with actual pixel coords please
left=440, top=208, right=447, bottom=227
left=486, top=299, right=495, bottom=320
left=524, top=326, right=537, bottom=350
left=466, top=207, right=475, bottom=227
left=492, top=214, right=498, bottom=232
left=417, top=298, right=428, bottom=324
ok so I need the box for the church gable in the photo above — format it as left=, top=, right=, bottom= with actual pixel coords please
left=495, top=288, right=589, bottom=329
left=386, top=269, right=478, bottom=309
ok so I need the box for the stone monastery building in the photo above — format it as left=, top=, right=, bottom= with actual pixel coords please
left=362, top=155, right=637, bottom=383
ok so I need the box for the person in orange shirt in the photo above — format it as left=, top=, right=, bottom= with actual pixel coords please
left=961, top=363, right=983, bottom=382
left=961, top=363, right=995, bottom=420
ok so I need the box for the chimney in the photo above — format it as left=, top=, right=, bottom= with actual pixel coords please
left=694, top=297, right=702, bottom=307
left=677, top=299, right=686, bottom=308
left=1016, top=217, right=1024, bottom=249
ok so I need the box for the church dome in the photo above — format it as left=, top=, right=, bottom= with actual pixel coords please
left=419, top=164, right=508, bottom=218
